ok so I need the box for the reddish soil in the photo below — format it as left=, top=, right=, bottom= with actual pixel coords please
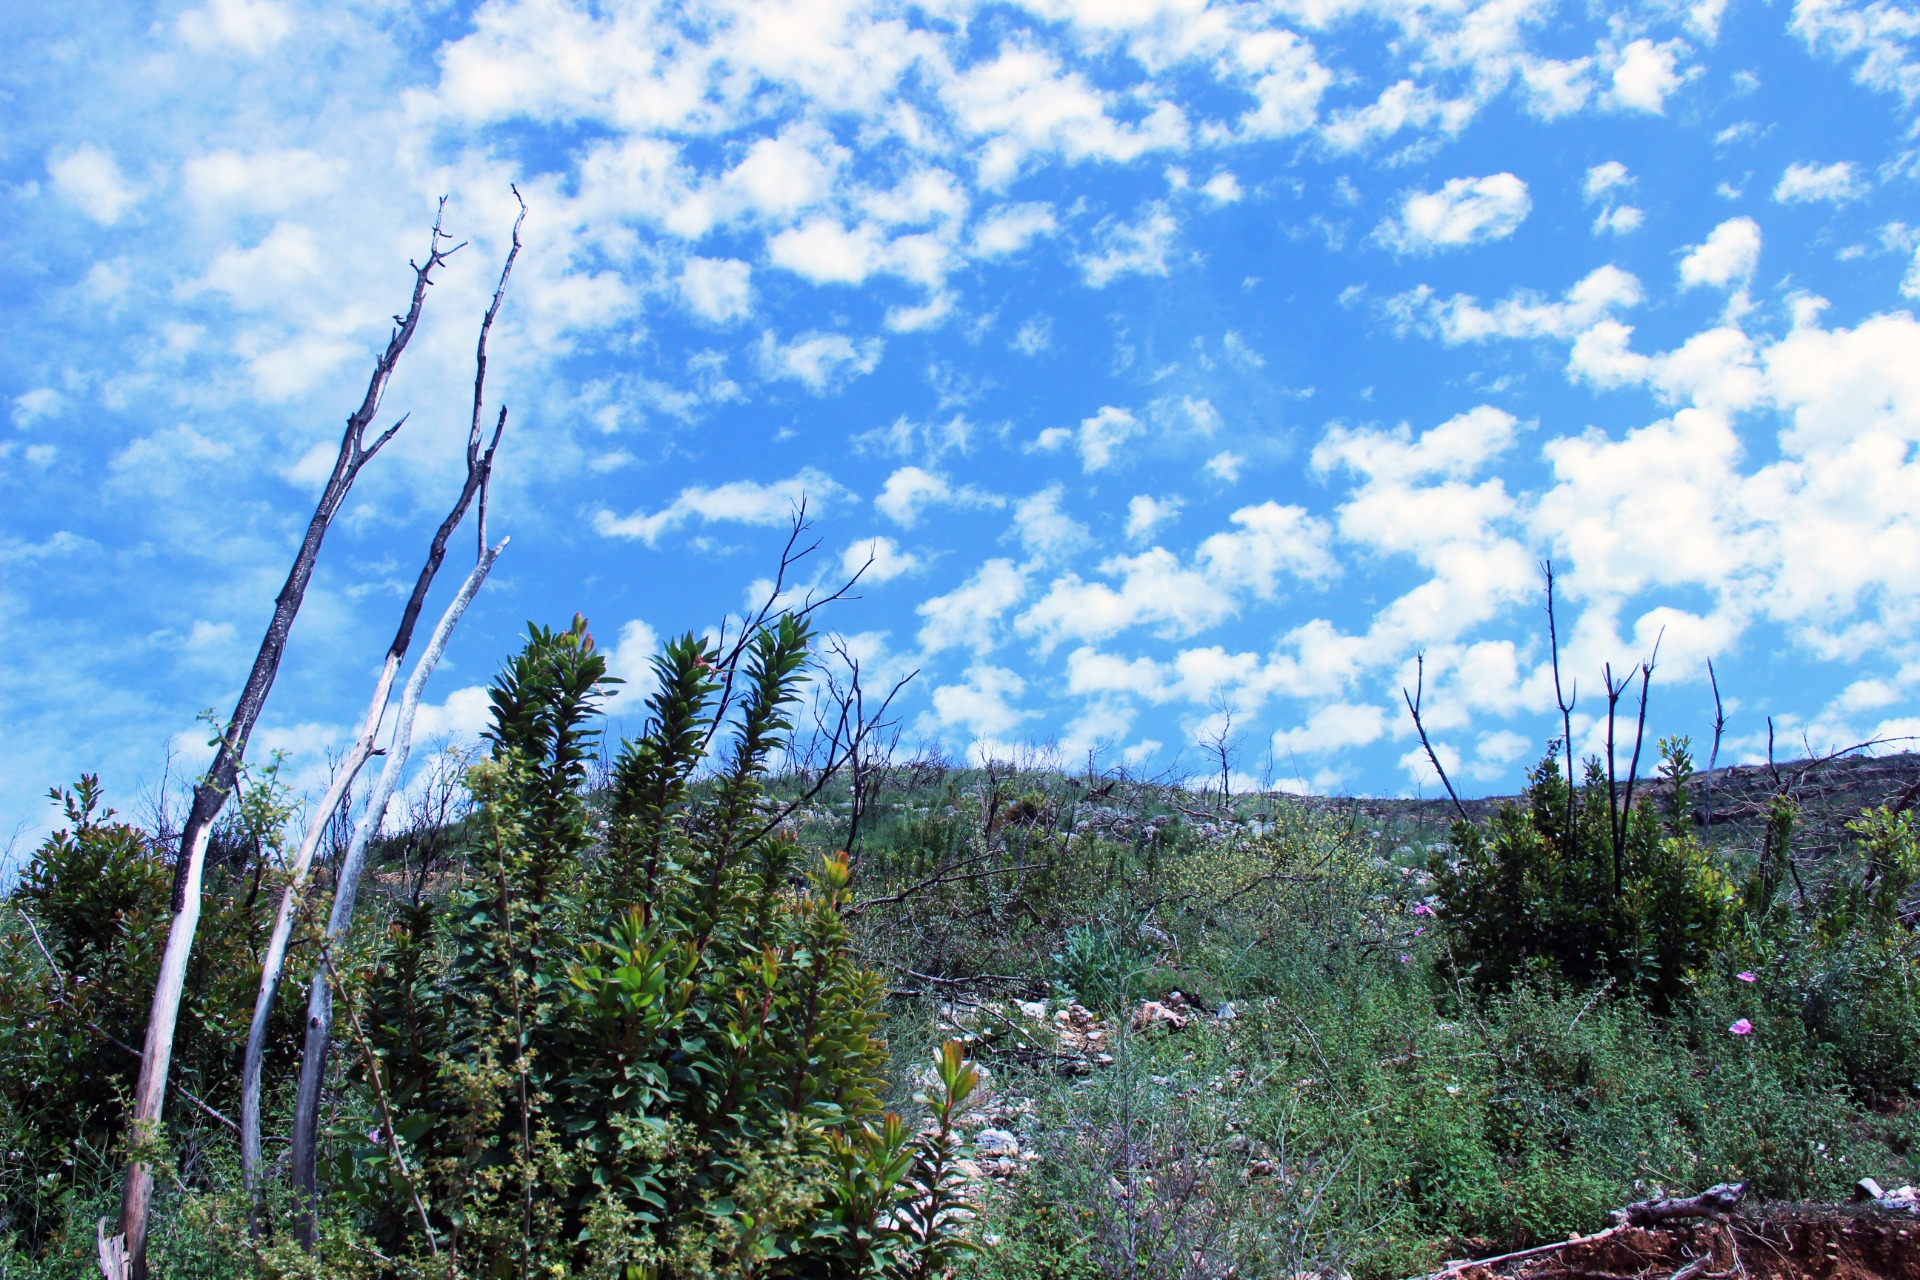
left=1442, top=1207, right=1920, bottom=1280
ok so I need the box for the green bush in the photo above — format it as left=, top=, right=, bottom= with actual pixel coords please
left=0, top=775, right=303, bottom=1258
left=1432, top=740, right=1736, bottom=1008
left=316, top=615, right=973, bottom=1277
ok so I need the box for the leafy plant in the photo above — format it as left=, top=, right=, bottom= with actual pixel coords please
left=1432, top=739, right=1737, bottom=1008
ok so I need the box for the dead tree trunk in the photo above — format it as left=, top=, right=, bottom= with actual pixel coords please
left=288, top=535, right=507, bottom=1242
left=238, top=194, right=522, bottom=1196
left=110, top=203, right=461, bottom=1280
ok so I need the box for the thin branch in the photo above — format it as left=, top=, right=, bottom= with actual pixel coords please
left=1617, top=629, right=1662, bottom=847
left=1402, top=653, right=1469, bottom=825
left=1544, top=560, right=1578, bottom=843
left=314, top=938, right=439, bottom=1255
left=1703, top=658, right=1726, bottom=833
left=17, top=907, right=236, bottom=1135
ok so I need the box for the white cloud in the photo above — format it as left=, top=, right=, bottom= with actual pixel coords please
left=1200, top=172, right=1243, bottom=203
left=1583, top=161, right=1633, bottom=202
left=1520, top=56, right=1594, bottom=117
left=1017, top=502, right=1336, bottom=649
left=1773, top=160, right=1865, bottom=204
left=1204, top=450, right=1244, bottom=482
left=1011, top=486, right=1091, bottom=559
left=944, top=39, right=1188, bottom=186
left=1793, top=0, right=1920, bottom=105
left=874, top=465, right=1000, bottom=527
left=1322, top=79, right=1474, bottom=152
left=601, top=619, right=662, bottom=713
left=756, top=329, right=882, bottom=392
left=1271, top=702, right=1388, bottom=756
left=409, top=685, right=494, bottom=745
left=679, top=257, right=753, bottom=322
left=49, top=145, right=139, bottom=225
left=1081, top=205, right=1180, bottom=286
left=843, top=535, right=920, bottom=583
left=182, top=148, right=340, bottom=213
left=1679, top=217, right=1762, bottom=289
left=1012, top=316, right=1052, bottom=355
left=11, top=389, right=61, bottom=428
left=766, top=217, right=887, bottom=285
left=1605, top=38, right=1690, bottom=113
left=1384, top=265, right=1643, bottom=345
left=593, top=468, right=844, bottom=544
left=927, top=665, right=1032, bottom=739
left=972, top=202, right=1059, bottom=257
left=1125, top=493, right=1180, bottom=541
left=917, top=559, right=1029, bottom=655
left=1032, top=405, right=1141, bottom=472
left=177, top=0, right=292, bottom=54
left=1377, top=174, right=1530, bottom=254
left=1592, top=205, right=1644, bottom=235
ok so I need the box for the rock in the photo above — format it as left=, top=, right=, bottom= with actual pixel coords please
left=1855, top=1177, right=1887, bottom=1201
left=975, top=1128, right=1019, bottom=1158
left=1226, top=1133, right=1251, bottom=1154
left=1131, top=1000, right=1191, bottom=1033
left=1017, top=1000, right=1048, bottom=1020
left=1217, top=1001, right=1239, bottom=1021
left=1875, top=1184, right=1920, bottom=1213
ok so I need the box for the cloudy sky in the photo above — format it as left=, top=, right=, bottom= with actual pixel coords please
left=4, top=0, right=1918, bottom=836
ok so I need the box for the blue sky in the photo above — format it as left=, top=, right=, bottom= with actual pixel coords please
left=5, top=0, right=1920, bottom=839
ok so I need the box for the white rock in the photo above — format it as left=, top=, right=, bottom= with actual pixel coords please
left=975, top=1128, right=1019, bottom=1157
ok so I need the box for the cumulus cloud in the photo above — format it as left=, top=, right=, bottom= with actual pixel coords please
left=1080, top=204, right=1180, bottom=285
left=1010, top=486, right=1091, bottom=559
left=1031, top=405, right=1141, bottom=472
left=1772, top=160, right=1865, bottom=203
left=756, top=329, right=882, bottom=391
left=1271, top=702, right=1388, bottom=756
left=1605, top=38, right=1690, bottom=113
left=1377, top=174, right=1530, bottom=253
left=917, top=559, right=1030, bottom=655
left=1016, top=501, right=1336, bottom=650
left=593, top=468, right=845, bottom=544
left=177, top=0, right=292, bottom=54
left=1583, top=161, right=1633, bottom=202
left=1383, top=265, right=1643, bottom=345
left=680, top=257, right=753, bottom=322
left=874, top=466, right=1000, bottom=527
left=843, top=535, right=921, bottom=582
left=927, top=664, right=1032, bottom=739
left=1679, top=217, right=1762, bottom=289
left=972, top=202, right=1059, bottom=256
left=49, top=145, right=139, bottom=224
left=1125, top=494, right=1181, bottom=540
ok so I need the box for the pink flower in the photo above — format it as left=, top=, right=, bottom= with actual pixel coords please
left=1414, top=927, right=1426, bottom=937
left=1399, top=954, right=1411, bottom=963
left=1728, top=1018, right=1753, bottom=1036
left=1412, top=903, right=1434, bottom=916
left=1736, top=971, right=1756, bottom=983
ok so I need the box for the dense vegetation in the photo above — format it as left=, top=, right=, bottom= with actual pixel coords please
left=2, top=612, right=1917, bottom=1278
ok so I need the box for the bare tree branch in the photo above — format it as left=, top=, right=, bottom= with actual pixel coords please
left=1402, top=653, right=1469, bottom=825
left=116, top=201, right=462, bottom=1280
left=238, top=194, right=523, bottom=1196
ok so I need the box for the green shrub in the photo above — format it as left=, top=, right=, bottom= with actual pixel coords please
left=317, top=615, right=973, bottom=1277
left=1432, top=740, right=1736, bottom=1008
left=0, top=775, right=303, bottom=1257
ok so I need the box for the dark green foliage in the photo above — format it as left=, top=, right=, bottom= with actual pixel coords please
left=1432, top=741, right=1736, bottom=1008
left=0, top=775, right=304, bottom=1257
left=331, top=615, right=971, bottom=1277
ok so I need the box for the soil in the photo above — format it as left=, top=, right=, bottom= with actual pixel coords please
left=1440, top=1206, right=1920, bottom=1280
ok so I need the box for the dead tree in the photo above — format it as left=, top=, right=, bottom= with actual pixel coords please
left=238, top=193, right=523, bottom=1197
left=108, top=203, right=473, bottom=1280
